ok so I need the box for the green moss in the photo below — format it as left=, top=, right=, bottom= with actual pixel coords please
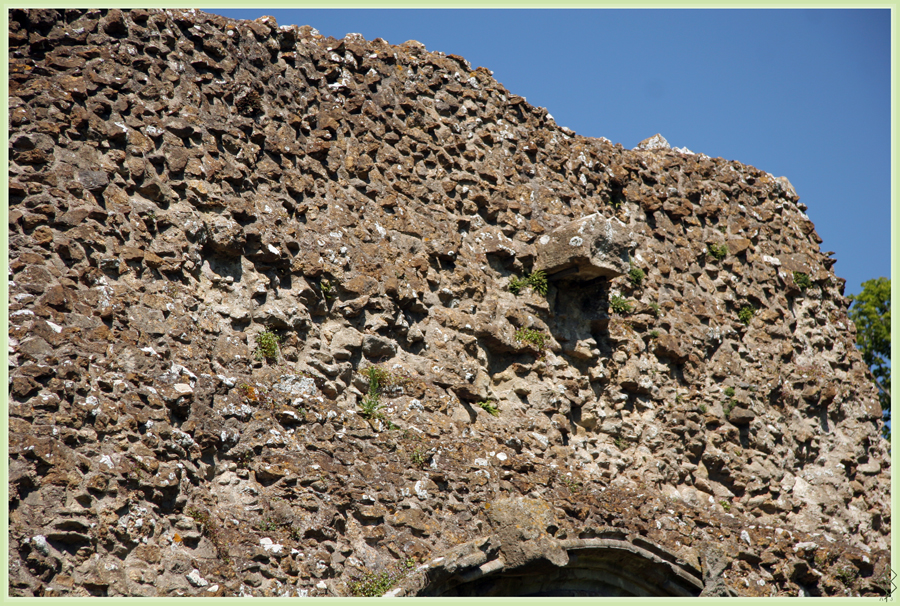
left=738, top=305, right=755, bottom=325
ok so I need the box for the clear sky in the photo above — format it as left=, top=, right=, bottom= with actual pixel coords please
left=211, top=8, right=892, bottom=299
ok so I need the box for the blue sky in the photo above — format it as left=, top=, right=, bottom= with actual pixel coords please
left=212, top=9, right=892, bottom=299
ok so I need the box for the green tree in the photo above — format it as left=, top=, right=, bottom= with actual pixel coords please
left=848, top=277, right=891, bottom=439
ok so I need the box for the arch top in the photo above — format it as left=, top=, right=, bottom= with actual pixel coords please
left=393, top=534, right=704, bottom=597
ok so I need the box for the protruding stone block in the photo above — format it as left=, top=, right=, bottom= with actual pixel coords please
left=534, top=213, right=634, bottom=280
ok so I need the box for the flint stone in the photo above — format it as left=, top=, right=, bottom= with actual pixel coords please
left=204, top=215, right=245, bottom=256
left=76, top=170, right=109, bottom=191
left=331, top=327, right=363, bottom=359
left=635, top=133, right=670, bottom=151
left=362, top=334, right=396, bottom=358
left=654, top=334, right=688, bottom=362
left=173, top=384, right=193, bottom=395
left=186, top=568, right=209, bottom=587
left=534, top=213, right=633, bottom=280
left=728, top=407, right=755, bottom=425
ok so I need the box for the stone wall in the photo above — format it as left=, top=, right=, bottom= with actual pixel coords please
left=8, top=9, right=890, bottom=597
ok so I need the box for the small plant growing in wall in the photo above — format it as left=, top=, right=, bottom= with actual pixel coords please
left=628, top=264, right=645, bottom=287
left=723, top=387, right=738, bottom=417
left=509, top=276, right=526, bottom=295
left=359, top=366, right=386, bottom=419
left=186, top=507, right=211, bottom=532
left=737, top=305, right=755, bottom=325
left=363, top=366, right=391, bottom=391
left=347, top=558, right=417, bottom=597
left=610, top=295, right=632, bottom=315
left=724, top=399, right=737, bottom=418
left=254, top=329, right=281, bottom=362
left=478, top=400, right=500, bottom=417
left=234, top=451, right=253, bottom=470
left=835, top=566, right=857, bottom=585
left=509, top=270, right=548, bottom=297
left=320, top=279, right=336, bottom=300
left=515, top=327, right=547, bottom=350
left=719, top=500, right=732, bottom=512
left=793, top=271, right=812, bottom=291
left=557, top=472, right=583, bottom=494
left=186, top=506, right=228, bottom=561
left=525, top=270, right=549, bottom=296
left=256, top=515, right=280, bottom=532
left=358, top=366, right=398, bottom=429
left=359, top=391, right=382, bottom=420
left=699, top=403, right=708, bottom=414
left=649, top=302, right=661, bottom=318
left=707, top=243, right=728, bottom=261
left=409, top=446, right=430, bottom=469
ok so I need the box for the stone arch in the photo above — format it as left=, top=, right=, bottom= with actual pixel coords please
left=394, top=536, right=703, bottom=598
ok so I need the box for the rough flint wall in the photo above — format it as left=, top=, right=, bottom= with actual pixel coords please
left=8, top=9, right=890, bottom=597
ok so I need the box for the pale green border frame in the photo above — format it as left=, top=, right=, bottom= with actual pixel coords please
left=0, top=3, right=895, bottom=605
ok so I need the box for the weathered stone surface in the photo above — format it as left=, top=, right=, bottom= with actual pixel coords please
left=7, top=8, right=889, bottom=599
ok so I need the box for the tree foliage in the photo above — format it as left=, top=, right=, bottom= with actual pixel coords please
left=848, top=277, right=891, bottom=439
